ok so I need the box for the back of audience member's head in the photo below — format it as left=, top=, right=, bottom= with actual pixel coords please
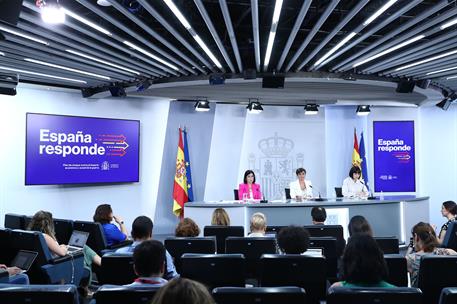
left=211, top=208, right=230, bottom=226
left=342, top=234, right=388, bottom=284
left=250, top=212, right=267, bottom=233
left=28, top=210, right=56, bottom=239
left=277, top=226, right=310, bottom=254
left=175, top=218, right=200, bottom=237
left=412, top=222, right=439, bottom=252
left=133, top=240, right=165, bottom=277
left=151, top=277, right=214, bottom=304
left=348, top=215, right=373, bottom=237
left=93, top=203, right=113, bottom=224
left=311, top=207, right=327, bottom=224
left=131, top=216, right=153, bottom=240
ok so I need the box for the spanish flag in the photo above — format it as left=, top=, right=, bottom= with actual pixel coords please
left=352, top=128, right=361, bottom=168
left=173, top=128, right=188, bottom=217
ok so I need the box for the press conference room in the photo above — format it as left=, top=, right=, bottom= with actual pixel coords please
left=1, top=1, right=457, bottom=303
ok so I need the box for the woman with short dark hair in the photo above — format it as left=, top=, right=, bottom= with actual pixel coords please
left=332, top=234, right=394, bottom=288
left=238, top=170, right=262, bottom=201
left=342, top=166, right=368, bottom=198
left=289, top=168, right=313, bottom=201
left=348, top=215, right=373, bottom=237
left=93, top=204, right=128, bottom=246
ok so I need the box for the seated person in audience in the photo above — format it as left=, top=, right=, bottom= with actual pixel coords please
left=0, top=264, right=29, bottom=284
left=289, top=168, right=313, bottom=201
left=211, top=208, right=230, bottom=226
left=151, top=277, right=214, bottom=304
left=311, top=207, right=326, bottom=225
left=438, top=201, right=456, bottom=244
left=248, top=212, right=267, bottom=237
left=115, top=215, right=178, bottom=280
left=175, top=218, right=200, bottom=237
left=406, top=222, right=457, bottom=287
left=332, top=234, right=394, bottom=288
left=125, top=240, right=168, bottom=287
left=348, top=215, right=373, bottom=237
left=238, top=170, right=262, bottom=201
left=277, top=226, right=310, bottom=254
left=93, top=203, right=128, bottom=246
left=342, top=166, right=368, bottom=198
left=28, top=211, right=101, bottom=280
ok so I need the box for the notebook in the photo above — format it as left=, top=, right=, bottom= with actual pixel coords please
left=67, top=230, right=89, bottom=254
left=11, top=250, right=38, bottom=273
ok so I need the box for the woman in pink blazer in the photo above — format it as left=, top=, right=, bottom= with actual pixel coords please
left=238, top=170, right=262, bottom=200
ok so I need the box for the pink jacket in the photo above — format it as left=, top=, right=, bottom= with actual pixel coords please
left=238, top=183, right=262, bottom=200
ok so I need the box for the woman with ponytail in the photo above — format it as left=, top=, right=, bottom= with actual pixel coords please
left=406, top=222, right=456, bottom=287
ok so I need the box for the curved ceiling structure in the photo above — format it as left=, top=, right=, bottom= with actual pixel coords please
left=1, top=0, right=457, bottom=104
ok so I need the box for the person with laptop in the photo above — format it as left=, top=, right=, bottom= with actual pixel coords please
left=125, top=240, right=168, bottom=287
left=0, top=264, right=29, bottom=284
left=115, top=215, right=179, bottom=280
left=28, top=211, right=101, bottom=279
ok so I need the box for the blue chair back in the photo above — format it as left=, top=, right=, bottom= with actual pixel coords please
left=0, top=284, right=79, bottom=304
left=93, top=285, right=160, bottom=304
left=98, top=254, right=136, bottom=285
left=164, top=237, right=216, bottom=274
left=374, top=237, right=399, bottom=254
left=439, top=287, right=457, bottom=304
left=4, top=214, right=26, bottom=230
left=203, top=226, right=244, bottom=253
left=213, top=286, right=306, bottom=304
left=418, top=255, right=457, bottom=304
left=384, top=254, right=408, bottom=287
left=442, top=221, right=457, bottom=251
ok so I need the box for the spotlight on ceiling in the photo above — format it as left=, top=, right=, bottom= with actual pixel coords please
left=97, top=0, right=112, bottom=6
left=136, top=79, right=152, bottom=92
left=304, top=104, right=319, bottom=115
left=356, top=105, right=371, bottom=116
left=247, top=99, right=263, bottom=114
left=436, top=98, right=451, bottom=111
left=39, top=0, right=66, bottom=24
left=194, top=99, right=210, bottom=112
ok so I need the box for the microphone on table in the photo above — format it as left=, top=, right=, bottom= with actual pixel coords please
left=260, top=195, right=268, bottom=203
left=309, top=185, right=325, bottom=202
left=360, top=180, right=376, bottom=200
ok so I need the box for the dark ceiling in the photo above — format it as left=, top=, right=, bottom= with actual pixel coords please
left=1, top=0, right=457, bottom=98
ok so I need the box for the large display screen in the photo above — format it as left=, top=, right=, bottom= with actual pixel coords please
left=373, top=120, right=415, bottom=192
left=25, top=113, right=140, bottom=185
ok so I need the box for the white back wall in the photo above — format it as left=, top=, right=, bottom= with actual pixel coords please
left=0, top=85, right=170, bottom=229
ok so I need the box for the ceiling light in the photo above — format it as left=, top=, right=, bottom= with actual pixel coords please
left=395, top=49, right=457, bottom=71
left=63, top=8, right=112, bottom=36
left=447, top=75, right=457, bottom=80
left=304, top=104, right=319, bottom=115
left=353, top=35, right=424, bottom=68
left=163, top=0, right=222, bottom=69
left=247, top=100, right=263, bottom=114
left=264, top=0, right=283, bottom=70
left=97, top=0, right=112, bottom=6
left=356, top=105, right=371, bottom=116
left=0, top=52, right=4, bottom=56
left=0, top=66, right=86, bottom=84
left=24, top=58, right=110, bottom=80
left=426, top=66, right=457, bottom=76
left=440, top=17, right=457, bottom=30
left=0, top=26, right=49, bottom=45
left=194, top=100, right=210, bottom=112
left=65, top=49, right=140, bottom=75
left=41, top=1, right=66, bottom=24
left=123, top=40, right=179, bottom=71
left=363, top=0, right=398, bottom=26
left=314, top=32, right=357, bottom=68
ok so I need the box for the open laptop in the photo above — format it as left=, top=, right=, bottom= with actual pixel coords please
left=67, top=230, right=89, bottom=254
left=11, top=250, right=38, bottom=273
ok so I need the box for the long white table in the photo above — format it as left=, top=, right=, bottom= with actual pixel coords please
left=185, top=196, right=429, bottom=243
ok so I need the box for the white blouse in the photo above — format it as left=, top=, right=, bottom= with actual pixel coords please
left=289, top=179, right=313, bottom=199
left=342, top=177, right=368, bottom=198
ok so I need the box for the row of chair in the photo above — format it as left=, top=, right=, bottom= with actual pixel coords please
left=0, top=284, right=456, bottom=304
left=4, top=213, right=131, bottom=255
left=0, top=228, right=85, bottom=284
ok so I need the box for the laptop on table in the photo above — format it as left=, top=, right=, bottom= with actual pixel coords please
left=67, top=230, right=89, bottom=254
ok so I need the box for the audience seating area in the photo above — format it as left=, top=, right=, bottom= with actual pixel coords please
left=3, top=214, right=457, bottom=303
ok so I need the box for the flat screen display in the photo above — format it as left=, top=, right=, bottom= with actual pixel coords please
left=373, top=120, right=415, bottom=192
left=25, top=113, right=140, bottom=185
